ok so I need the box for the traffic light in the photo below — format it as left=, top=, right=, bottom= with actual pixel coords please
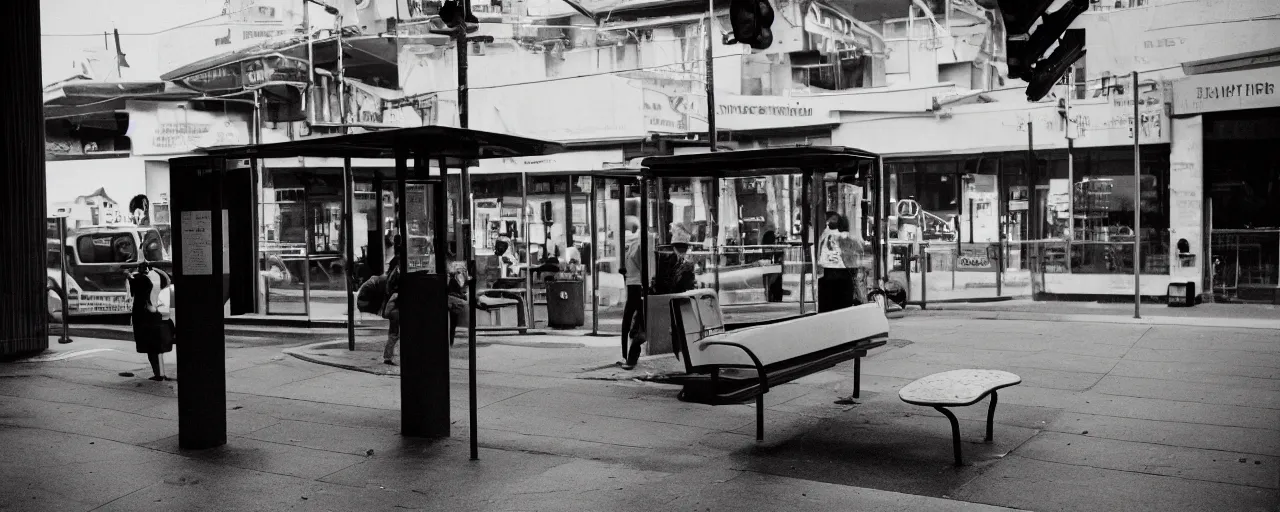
left=728, top=0, right=775, bottom=50
left=998, top=0, right=1089, bottom=101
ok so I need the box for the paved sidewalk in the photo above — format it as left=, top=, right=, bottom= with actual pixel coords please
left=3, top=311, right=1278, bottom=512
left=915, top=299, right=1280, bottom=329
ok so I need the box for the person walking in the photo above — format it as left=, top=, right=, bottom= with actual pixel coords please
left=817, top=212, right=866, bottom=312
left=620, top=216, right=645, bottom=366
left=125, top=261, right=173, bottom=381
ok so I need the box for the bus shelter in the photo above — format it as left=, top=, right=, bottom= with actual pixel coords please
left=167, top=126, right=563, bottom=453
left=632, top=147, right=885, bottom=353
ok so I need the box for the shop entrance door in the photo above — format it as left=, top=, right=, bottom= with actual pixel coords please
left=1205, top=110, right=1280, bottom=304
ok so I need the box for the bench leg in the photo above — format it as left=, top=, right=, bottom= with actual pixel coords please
left=985, top=391, right=998, bottom=443
left=934, top=406, right=963, bottom=466
left=756, top=395, right=765, bottom=441
left=853, top=357, right=861, bottom=399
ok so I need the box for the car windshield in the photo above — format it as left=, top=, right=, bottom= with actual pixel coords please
left=77, top=233, right=137, bottom=264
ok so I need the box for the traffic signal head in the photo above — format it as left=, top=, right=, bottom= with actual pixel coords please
left=1026, top=29, right=1085, bottom=101
left=997, top=0, right=1090, bottom=100
left=729, top=0, right=776, bottom=50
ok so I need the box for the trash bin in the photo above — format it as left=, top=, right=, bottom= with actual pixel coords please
left=546, top=279, right=585, bottom=328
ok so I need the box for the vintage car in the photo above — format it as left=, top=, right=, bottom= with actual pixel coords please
left=46, top=220, right=173, bottom=319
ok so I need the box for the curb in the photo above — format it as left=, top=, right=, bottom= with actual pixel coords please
left=913, top=309, right=1280, bottom=330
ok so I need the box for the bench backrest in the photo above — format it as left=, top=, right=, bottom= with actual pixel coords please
left=678, top=303, right=888, bottom=374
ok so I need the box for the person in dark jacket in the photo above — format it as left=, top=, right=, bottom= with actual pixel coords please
left=126, top=261, right=173, bottom=381
left=382, top=238, right=403, bottom=365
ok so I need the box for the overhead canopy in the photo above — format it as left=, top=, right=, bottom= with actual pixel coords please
left=161, top=33, right=409, bottom=93
left=638, top=146, right=879, bottom=179
left=43, top=79, right=202, bottom=121
left=184, top=125, right=565, bottom=167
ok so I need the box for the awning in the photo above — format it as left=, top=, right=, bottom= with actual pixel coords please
left=187, top=125, right=566, bottom=168
left=43, top=80, right=197, bottom=107
left=638, top=146, right=878, bottom=178
left=161, top=33, right=403, bottom=93
left=43, top=80, right=202, bottom=121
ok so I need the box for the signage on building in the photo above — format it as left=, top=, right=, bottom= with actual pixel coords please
left=126, top=101, right=253, bottom=156
left=717, top=96, right=830, bottom=130
left=477, top=149, right=626, bottom=174
left=1173, top=66, right=1280, bottom=116
left=956, top=243, right=998, bottom=273
left=174, top=54, right=309, bottom=93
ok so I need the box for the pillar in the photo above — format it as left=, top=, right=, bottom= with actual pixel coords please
left=1169, top=116, right=1205, bottom=298
left=0, top=0, right=48, bottom=356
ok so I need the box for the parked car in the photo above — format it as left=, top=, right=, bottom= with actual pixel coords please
left=46, top=220, right=172, bottom=318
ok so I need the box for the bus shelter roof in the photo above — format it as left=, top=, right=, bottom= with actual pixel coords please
left=637, top=146, right=879, bottom=179
left=181, top=125, right=565, bottom=166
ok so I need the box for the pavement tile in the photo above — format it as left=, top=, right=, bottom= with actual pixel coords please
left=491, top=387, right=755, bottom=431
left=1092, top=374, right=1280, bottom=410
left=1108, top=359, right=1280, bottom=389
left=1123, top=347, right=1280, bottom=369
left=1069, top=394, right=1280, bottom=431
left=1015, top=431, right=1278, bottom=489
left=239, top=419, right=405, bottom=457
left=0, top=424, right=176, bottom=512
left=142, top=433, right=368, bottom=480
left=952, top=453, right=1278, bottom=512
left=1134, top=327, right=1280, bottom=353
left=0, top=394, right=178, bottom=446
left=1049, top=411, right=1280, bottom=457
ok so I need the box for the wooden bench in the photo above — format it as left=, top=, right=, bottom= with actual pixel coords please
left=667, top=300, right=890, bottom=441
left=898, top=369, right=1022, bottom=466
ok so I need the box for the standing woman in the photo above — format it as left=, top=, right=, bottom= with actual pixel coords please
left=126, top=261, right=173, bottom=381
left=817, top=212, right=865, bottom=312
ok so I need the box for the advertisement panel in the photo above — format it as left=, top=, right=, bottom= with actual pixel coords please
left=126, top=101, right=253, bottom=156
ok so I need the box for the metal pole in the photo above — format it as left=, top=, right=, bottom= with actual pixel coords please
left=523, top=174, right=534, bottom=331
left=590, top=177, right=599, bottom=335
left=875, top=157, right=886, bottom=286
left=251, top=91, right=263, bottom=315
left=1133, top=70, right=1141, bottom=318
left=304, top=0, right=314, bottom=123
left=705, top=0, right=716, bottom=152
left=639, top=179, right=650, bottom=346
left=448, top=1, right=480, bottom=460
left=618, top=180, right=627, bottom=357
left=303, top=187, right=312, bottom=318
left=344, top=158, right=355, bottom=351
left=58, top=217, right=72, bottom=344
left=711, top=178, right=720, bottom=297
left=1066, top=68, right=1075, bottom=243
left=336, top=14, right=346, bottom=130
left=799, top=172, right=810, bottom=314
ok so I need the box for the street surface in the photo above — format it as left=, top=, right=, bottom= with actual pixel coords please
left=1, top=312, right=1277, bottom=511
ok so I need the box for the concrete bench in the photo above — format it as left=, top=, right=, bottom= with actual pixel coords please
left=898, top=369, right=1022, bottom=466
left=669, top=301, right=890, bottom=441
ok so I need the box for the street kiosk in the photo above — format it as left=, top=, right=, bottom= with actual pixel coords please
left=167, top=126, right=563, bottom=453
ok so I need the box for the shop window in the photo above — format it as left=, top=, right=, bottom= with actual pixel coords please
left=1069, top=146, right=1170, bottom=274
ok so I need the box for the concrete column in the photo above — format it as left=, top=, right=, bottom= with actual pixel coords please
left=1169, top=115, right=1205, bottom=297
left=0, top=0, right=49, bottom=356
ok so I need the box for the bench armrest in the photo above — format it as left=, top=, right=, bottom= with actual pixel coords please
left=701, top=341, right=769, bottom=393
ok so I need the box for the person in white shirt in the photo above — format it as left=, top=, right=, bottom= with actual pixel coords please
left=817, top=212, right=866, bottom=312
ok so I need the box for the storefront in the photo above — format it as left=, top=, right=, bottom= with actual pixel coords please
left=834, top=81, right=1176, bottom=301
left=1173, top=65, right=1280, bottom=304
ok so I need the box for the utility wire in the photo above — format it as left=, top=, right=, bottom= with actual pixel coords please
left=41, top=7, right=255, bottom=37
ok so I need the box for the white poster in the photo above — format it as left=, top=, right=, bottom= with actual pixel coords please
left=181, top=211, right=214, bottom=276
left=126, top=101, right=252, bottom=156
